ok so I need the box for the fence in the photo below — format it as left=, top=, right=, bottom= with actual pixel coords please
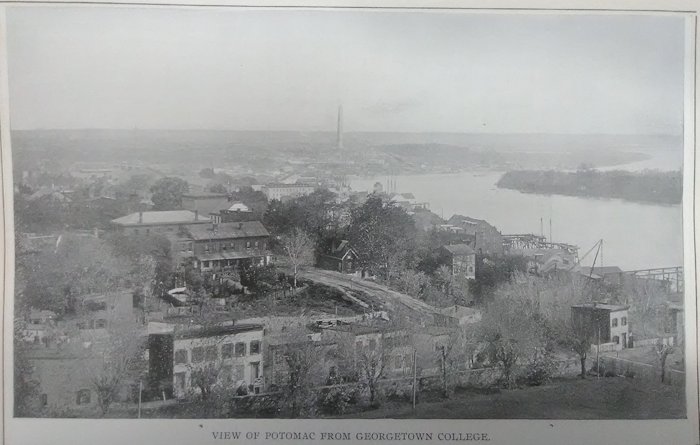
left=599, top=356, right=684, bottom=387
left=633, top=336, right=675, bottom=348
left=590, top=342, right=621, bottom=354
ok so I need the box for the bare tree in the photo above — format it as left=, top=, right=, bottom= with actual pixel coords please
left=654, top=341, right=674, bottom=383
left=280, top=229, right=316, bottom=292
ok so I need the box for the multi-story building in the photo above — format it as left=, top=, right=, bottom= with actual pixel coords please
left=181, top=191, right=232, bottom=217
left=111, top=210, right=210, bottom=235
left=447, top=214, right=504, bottom=255
left=571, top=303, right=630, bottom=349
left=148, top=323, right=265, bottom=398
left=210, top=202, right=257, bottom=224
left=169, top=221, right=271, bottom=271
left=261, top=183, right=315, bottom=201
left=441, top=244, right=477, bottom=280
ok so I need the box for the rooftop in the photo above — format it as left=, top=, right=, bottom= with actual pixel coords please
left=182, top=192, right=228, bottom=199
left=572, top=303, right=629, bottom=312
left=174, top=323, right=264, bottom=340
left=442, top=244, right=476, bottom=256
left=111, top=210, right=210, bottom=226
left=186, top=221, right=269, bottom=240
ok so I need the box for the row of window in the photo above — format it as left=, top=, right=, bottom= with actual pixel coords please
left=76, top=319, right=107, bottom=330
left=611, top=317, right=627, bottom=328
left=203, top=240, right=263, bottom=252
left=175, top=341, right=261, bottom=364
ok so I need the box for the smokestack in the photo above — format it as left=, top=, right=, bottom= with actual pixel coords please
left=336, top=105, right=344, bottom=150
left=138, top=211, right=143, bottom=223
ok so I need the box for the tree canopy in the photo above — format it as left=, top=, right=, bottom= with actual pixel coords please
left=150, top=177, right=189, bottom=210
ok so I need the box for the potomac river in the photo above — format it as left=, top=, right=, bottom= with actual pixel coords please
left=350, top=166, right=683, bottom=271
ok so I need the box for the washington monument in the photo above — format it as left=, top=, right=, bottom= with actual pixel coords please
left=336, top=105, right=343, bottom=150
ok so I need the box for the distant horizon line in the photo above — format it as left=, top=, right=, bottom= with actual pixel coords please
left=9, top=128, right=683, bottom=137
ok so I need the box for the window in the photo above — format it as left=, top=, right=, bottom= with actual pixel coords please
left=146, top=228, right=150, bottom=234
left=613, top=336, right=620, bottom=344
left=174, top=349, right=188, bottom=364
left=621, top=317, right=627, bottom=326
left=369, top=339, right=377, bottom=351
left=174, top=372, right=186, bottom=392
left=235, top=342, right=246, bottom=357
left=612, top=318, right=618, bottom=328
left=41, top=394, right=48, bottom=407
left=250, top=340, right=261, bottom=355
left=246, top=241, right=251, bottom=249
left=134, top=229, right=139, bottom=235
left=204, top=345, right=218, bottom=361
left=222, top=343, right=234, bottom=359
left=76, top=389, right=91, bottom=405
left=203, top=261, right=210, bottom=268
left=251, top=362, right=260, bottom=379
left=191, top=347, right=205, bottom=363
left=254, top=241, right=259, bottom=248
left=395, top=356, right=403, bottom=370
left=95, top=319, right=107, bottom=329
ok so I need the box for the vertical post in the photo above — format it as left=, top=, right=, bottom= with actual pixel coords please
left=137, top=380, right=142, bottom=419
left=596, top=327, right=600, bottom=380
left=412, top=349, right=417, bottom=410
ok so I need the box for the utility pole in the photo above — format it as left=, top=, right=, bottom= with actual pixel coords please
left=137, top=380, right=143, bottom=419
left=596, top=327, right=601, bottom=380
left=440, top=345, right=447, bottom=398
left=412, top=348, right=418, bottom=410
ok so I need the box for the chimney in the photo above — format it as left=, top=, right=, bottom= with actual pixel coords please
left=138, top=211, right=143, bottom=223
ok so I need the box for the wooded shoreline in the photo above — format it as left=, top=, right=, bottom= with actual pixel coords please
left=496, top=169, right=682, bottom=205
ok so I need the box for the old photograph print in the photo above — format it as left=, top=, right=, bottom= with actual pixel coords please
left=8, top=7, right=688, bottom=419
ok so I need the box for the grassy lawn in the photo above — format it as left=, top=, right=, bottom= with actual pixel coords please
left=340, top=377, right=686, bottom=419
left=611, top=346, right=686, bottom=372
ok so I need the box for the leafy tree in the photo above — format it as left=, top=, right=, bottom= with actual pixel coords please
left=346, top=196, right=417, bottom=278
left=199, top=168, right=215, bottom=178
left=23, top=235, right=132, bottom=315
left=469, top=254, right=528, bottom=304
left=263, top=189, right=339, bottom=240
left=150, top=177, right=189, bottom=210
left=240, top=264, right=278, bottom=297
left=279, top=230, right=316, bottom=291
left=209, top=183, right=228, bottom=194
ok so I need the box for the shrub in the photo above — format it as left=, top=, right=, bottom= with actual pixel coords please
left=317, top=385, right=358, bottom=415
left=385, top=383, right=412, bottom=403
left=523, top=353, right=557, bottom=386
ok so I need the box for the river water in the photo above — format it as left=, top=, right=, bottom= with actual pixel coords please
left=350, top=152, right=683, bottom=270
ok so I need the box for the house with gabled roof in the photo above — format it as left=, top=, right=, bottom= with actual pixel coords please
left=441, top=244, right=476, bottom=279
left=317, top=240, right=358, bottom=274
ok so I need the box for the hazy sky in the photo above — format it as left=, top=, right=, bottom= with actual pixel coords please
left=6, top=7, right=686, bottom=134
